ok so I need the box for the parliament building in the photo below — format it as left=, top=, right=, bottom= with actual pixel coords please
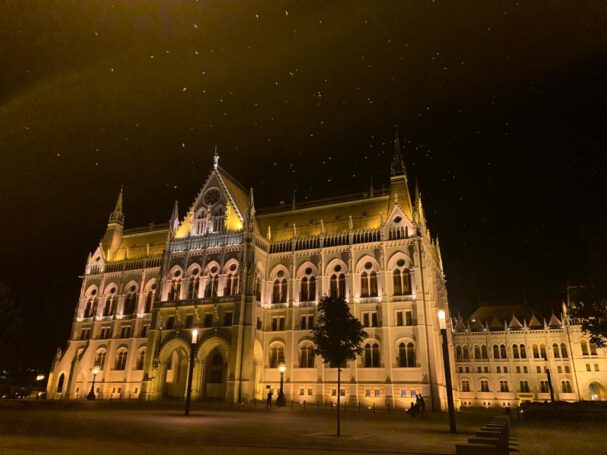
left=46, top=138, right=606, bottom=408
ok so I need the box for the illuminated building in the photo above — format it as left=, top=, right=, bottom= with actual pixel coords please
left=47, top=135, right=457, bottom=409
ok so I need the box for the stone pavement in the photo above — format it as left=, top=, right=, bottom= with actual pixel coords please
left=0, top=400, right=601, bottom=454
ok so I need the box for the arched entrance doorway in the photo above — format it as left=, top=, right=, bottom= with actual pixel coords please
left=204, top=349, right=226, bottom=399
left=588, top=382, right=604, bottom=401
left=162, top=345, right=189, bottom=399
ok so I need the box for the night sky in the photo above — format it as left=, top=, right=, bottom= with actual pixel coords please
left=1, top=1, right=605, bottom=368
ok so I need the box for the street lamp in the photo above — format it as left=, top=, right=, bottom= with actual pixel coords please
left=185, top=329, right=198, bottom=416
left=277, top=362, right=287, bottom=407
left=438, top=309, right=457, bottom=433
left=87, top=366, right=100, bottom=401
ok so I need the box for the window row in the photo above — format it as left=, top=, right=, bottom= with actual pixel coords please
left=456, top=343, right=571, bottom=361
left=93, top=348, right=146, bottom=371
left=267, top=341, right=416, bottom=369
left=461, top=379, right=573, bottom=394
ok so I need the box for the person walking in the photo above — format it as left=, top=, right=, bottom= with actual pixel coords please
left=418, top=394, right=426, bottom=417
left=266, top=389, right=273, bottom=408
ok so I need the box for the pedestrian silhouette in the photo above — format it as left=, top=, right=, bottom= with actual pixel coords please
left=418, top=394, right=426, bottom=417
left=266, top=389, right=273, bottom=408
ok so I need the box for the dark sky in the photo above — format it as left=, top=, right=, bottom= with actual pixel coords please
left=0, top=1, right=605, bottom=368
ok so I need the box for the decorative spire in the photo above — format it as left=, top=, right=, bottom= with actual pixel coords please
left=390, top=126, right=406, bottom=176
left=213, top=145, right=219, bottom=170
left=169, top=200, right=179, bottom=233
left=109, top=186, right=124, bottom=225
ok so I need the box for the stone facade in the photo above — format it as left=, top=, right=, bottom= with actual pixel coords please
left=47, top=140, right=455, bottom=410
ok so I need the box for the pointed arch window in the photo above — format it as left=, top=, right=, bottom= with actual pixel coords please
left=94, top=350, right=107, bottom=370
left=124, top=285, right=138, bottom=315
left=500, top=345, right=507, bottom=359
left=364, top=342, right=380, bottom=367
left=552, top=343, right=560, bottom=358
left=532, top=344, right=539, bottom=359
left=481, top=344, right=488, bottom=359
left=519, top=344, right=527, bottom=359
left=560, top=343, right=568, bottom=358
left=456, top=345, right=463, bottom=361
left=474, top=345, right=481, bottom=359
left=461, top=379, right=470, bottom=392
left=540, top=344, right=547, bottom=359
left=144, top=284, right=156, bottom=313
left=212, top=205, right=225, bottom=233
left=84, top=298, right=96, bottom=318
left=329, top=265, right=346, bottom=299
left=500, top=380, right=509, bottom=392
left=269, top=345, right=285, bottom=368
left=561, top=380, right=572, bottom=393
left=398, top=342, right=416, bottom=367
left=254, top=274, right=262, bottom=301
left=104, top=288, right=116, bottom=316
left=360, top=263, right=378, bottom=298
left=493, top=344, right=500, bottom=359
left=224, top=263, right=240, bottom=296
left=581, top=339, right=589, bottom=356
left=299, top=345, right=315, bottom=368
left=204, top=265, right=219, bottom=298
left=187, top=271, right=200, bottom=300
left=513, top=345, right=520, bottom=359
left=272, top=271, right=287, bottom=303
left=136, top=349, right=146, bottom=370
left=114, top=349, right=128, bottom=370
left=393, top=259, right=412, bottom=296
left=300, top=268, right=316, bottom=302
left=169, top=279, right=182, bottom=301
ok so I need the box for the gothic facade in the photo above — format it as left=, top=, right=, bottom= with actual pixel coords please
left=47, top=139, right=455, bottom=409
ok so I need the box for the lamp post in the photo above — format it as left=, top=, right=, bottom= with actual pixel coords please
left=87, top=366, right=100, bottom=401
left=277, top=363, right=287, bottom=407
left=438, top=309, right=457, bottom=433
left=542, top=354, right=556, bottom=405
left=185, top=329, right=198, bottom=416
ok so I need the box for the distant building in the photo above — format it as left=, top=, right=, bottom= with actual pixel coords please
left=452, top=299, right=607, bottom=407
left=47, top=135, right=455, bottom=409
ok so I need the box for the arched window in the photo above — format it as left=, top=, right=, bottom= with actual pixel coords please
left=520, top=381, right=530, bottom=393
left=364, top=342, right=380, bottom=367
left=124, top=285, right=138, bottom=315
left=103, top=287, right=117, bottom=316
left=493, top=344, right=500, bottom=359
left=84, top=298, right=96, bottom=318
left=519, top=344, right=527, bottom=359
left=299, top=345, right=315, bottom=368
left=480, top=379, right=490, bottom=392
left=474, top=345, right=481, bottom=359
left=552, top=343, right=560, bottom=358
left=272, top=272, right=288, bottom=304
left=500, top=345, right=507, bottom=359
left=590, top=342, right=598, bottom=356
left=481, top=344, right=488, bottom=359
left=195, top=209, right=209, bottom=235
left=269, top=345, right=285, bottom=368
left=540, top=344, right=547, bottom=359
left=462, top=345, right=469, bottom=360
left=56, top=374, right=65, bottom=394
left=329, top=265, right=346, bottom=299
left=187, top=271, right=200, bottom=299
left=136, top=349, right=146, bottom=370
left=461, top=379, right=470, bottom=392
left=114, top=349, right=128, bottom=370
left=94, top=350, right=107, bottom=370
left=300, top=267, right=316, bottom=302
left=398, top=342, right=416, bottom=367
left=169, top=277, right=182, bottom=301
left=254, top=274, right=262, bottom=301
left=560, top=343, right=568, bottom=358
left=540, top=380, right=550, bottom=393
left=392, top=258, right=412, bottom=296
left=456, top=345, right=463, bottom=361
left=224, top=263, right=239, bottom=296
left=360, top=263, right=378, bottom=298
left=500, top=380, right=509, bottom=392
left=561, top=380, right=572, bottom=393
left=212, top=205, right=225, bottom=233
left=532, top=344, right=539, bottom=359
left=204, top=265, right=219, bottom=298
left=145, top=284, right=156, bottom=313
left=581, top=339, right=589, bottom=356
left=513, top=345, right=520, bottom=359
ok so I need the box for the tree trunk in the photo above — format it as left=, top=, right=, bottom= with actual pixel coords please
left=336, top=367, right=341, bottom=436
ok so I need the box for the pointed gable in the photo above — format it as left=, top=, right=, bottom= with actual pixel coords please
left=548, top=312, right=562, bottom=328
left=509, top=314, right=523, bottom=330
left=489, top=316, right=503, bottom=331
left=528, top=314, right=543, bottom=330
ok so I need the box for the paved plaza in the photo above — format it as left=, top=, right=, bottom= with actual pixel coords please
left=0, top=401, right=603, bottom=454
